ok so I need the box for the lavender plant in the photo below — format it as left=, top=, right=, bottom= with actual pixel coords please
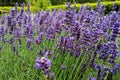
left=0, top=1, right=120, bottom=80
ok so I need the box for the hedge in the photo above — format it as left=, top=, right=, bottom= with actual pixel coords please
left=50, top=0, right=117, bottom=5
left=0, top=0, right=27, bottom=6
left=48, top=1, right=120, bottom=14
left=0, top=6, right=40, bottom=14
left=0, top=1, right=120, bottom=15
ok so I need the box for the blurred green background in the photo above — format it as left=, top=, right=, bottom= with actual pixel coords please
left=0, top=0, right=120, bottom=14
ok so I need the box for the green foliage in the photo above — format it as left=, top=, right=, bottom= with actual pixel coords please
left=36, top=0, right=51, bottom=10
left=75, top=0, right=115, bottom=3
left=21, top=0, right=52, bottom=10
left=1, top=1, right=120, bottom=14
left=0, top=0, right=27, bottom=6
left=0, top=27, right=120, bottom=80
left=50, top=0, right=116, bottom=5
left=0, top=7, right=12, bottom=14
left=48, top=1, right=120, bottom=14
left=0, top=6, right=39, bottom=15
left=50, top=0, right=65, bottom=5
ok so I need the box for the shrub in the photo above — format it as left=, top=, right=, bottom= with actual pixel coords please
left=0, top=0, right=27, bottom=6
left=48, top=1, right=120, bottom=14
left=36, top=0, right=51, bottom=10
left=0, top=6, right=40, bottom=15
left=50, top=0, right=116, bottom=5
left=76, top=0, right=116, bottom=3
left=50, top=0, right=64, bottom=5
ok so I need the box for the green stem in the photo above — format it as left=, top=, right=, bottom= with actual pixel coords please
left=72, top=48, right=89, bottom=80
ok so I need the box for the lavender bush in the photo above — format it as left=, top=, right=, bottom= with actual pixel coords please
left=0, top=1, right=120, bottom=80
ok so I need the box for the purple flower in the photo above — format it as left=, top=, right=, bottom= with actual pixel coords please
left=35, top=63, right=41, bottom=69
left=7, top=16, right=12, bottom=26
left=10, top=8, right=16, bottom=17
left=9, top=37, right=15, bottom=44
left=90, top=78, right=96, bottom=80
left=62, top=65, right=66, bottom=70
left=14, top=28, right=22, bottom=38
left=35, top=57, right=41, bottom=62
left=98, top=0, right=101, bottom=3
left=113, top=63, right=119, bottom=75
left=1, top=35, right=6, bottom=44
left=113, top=2, right=117, bottom=10
left=0, top=46, right=2, bottom=50
left=34, top=36, right=42, bottom=45
left=66, top=2, right=71, bottom=10
left=35, top=56, right=52, bottom=75
left=53, top=54, right=56, bottom=60
left=88, top=76, right=97, bottom=80
left=45, top=60, right=51, bottom=69
left=49, top=71, right=54, bottom=80
left=117, top=53, right=120, bottom=57
left=39, top=50, right=44, bottom=56
left=29, top=46, right=33, bottom=51
left=12, top=44, right=18, bottom=55
left=26, top=38, right=32, bottom=48
left=0, top=15, right=7, bottom=24
left=89, top=78, right=97, bottom=80
left=21, top=3, right=25, bottom=8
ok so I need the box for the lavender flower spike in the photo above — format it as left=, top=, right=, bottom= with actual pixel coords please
left=35, top=56, right=52, bottom=76
left=0, top=46, right=2, bottom=51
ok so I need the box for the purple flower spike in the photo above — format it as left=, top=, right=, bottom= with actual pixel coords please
left=113, top=63, right=119, bottom=75
left=113, top=2, right=117, bottom=10
left=21, top=3, right=25, bottom=7
left=35, top=56, right=52, bottom=75
left=0, top=46, right=2, bottom=50
left=15, top=2, right=18, bottom=7
left=10, top=8, right=16, bottom=17
left=49, top=71, right=54, bottom=80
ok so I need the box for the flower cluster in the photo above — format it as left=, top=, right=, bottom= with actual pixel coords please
left=0, top=0, right=120, bottom=80
left=35, top=57, right=52, bottom=75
